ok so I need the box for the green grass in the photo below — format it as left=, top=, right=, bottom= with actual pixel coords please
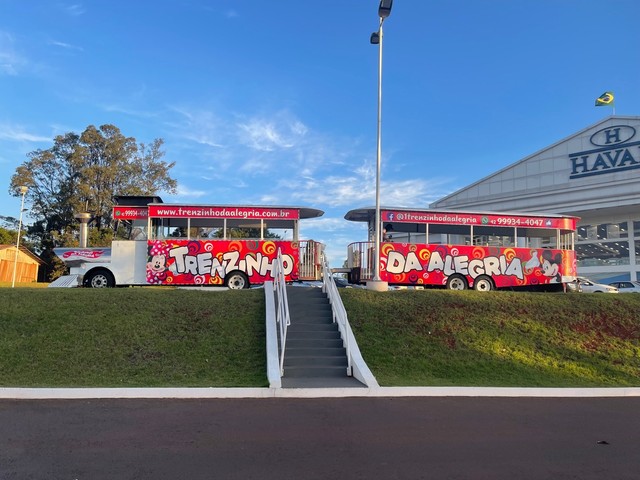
left=340, top=289, right=640, bottom=387
left=0, top=288, right=266, bottom=387
left=1, top=287, right=639, bottom=388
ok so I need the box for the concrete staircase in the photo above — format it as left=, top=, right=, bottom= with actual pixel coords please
left=281, top=287, right=365, bottom=388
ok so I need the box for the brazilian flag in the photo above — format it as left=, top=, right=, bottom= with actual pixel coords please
left=595, top=91, right=614, bottom=106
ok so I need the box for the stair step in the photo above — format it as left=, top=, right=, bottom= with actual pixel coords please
left=286, top=338, right=344, bottom=349
left=288, top=323, right=337, bottom=332
left=284, top=356, right=348, bottom=367
left=289, top=305, right=331, bottom=313
left=284, top=347, right=346, bottom=357
left=283, top=365, right=349, bottom=378
left=286, top=286, right=325, bottom=294
left=287, top=330, right=341, bottom=340
left=281, top=376, right=365, bottom=388
left=290, top=317, right=333, bottom=326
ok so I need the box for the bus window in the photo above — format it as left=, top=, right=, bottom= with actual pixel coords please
left=224, top=219, right=264, bottom=239
left=152, top=218, right=188, bottom=239
left=472, top=225, right=515, bottom=247
left=189, top=217, right=224, bottom=239
left=130, top=226, right=147, bottom=240
left=517, top=228, right=557, bottom=249
left=261, top=222, right=293, bottom=240
left=428, top=224, right=471, bottom=245
left=382, top=223, right=426, bottom=244
left=559, top=230, right=574, bottom=251
left=116, top=220, right=148, bottom=240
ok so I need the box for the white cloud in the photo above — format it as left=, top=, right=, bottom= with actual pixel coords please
left=237, top=121, right=293, bottom=151
left=101, top=103, right=157, bottom=119
left=62, top=3, right=85, bottom=16
left=236, top=112, right=307, bottom=152
left=48, top=40, right=83, bottom=51
left=382, top=178, right=451, bottom=207
left=175, top=185, right=207, bottom=198
left=167, top=106, right=225, bottom=148
left=0, top=124, right=51, bottom=143
left=0, top=31, right=25, bottom=76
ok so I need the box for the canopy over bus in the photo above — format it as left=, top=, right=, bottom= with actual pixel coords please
left=345, top=207, right=579, bottom=231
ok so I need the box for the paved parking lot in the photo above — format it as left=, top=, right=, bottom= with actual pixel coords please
left=1, top=396, right=639, bottom=479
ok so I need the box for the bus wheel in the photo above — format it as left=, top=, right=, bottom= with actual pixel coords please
left=446, top=274, right=467, bottom=290
left=473, top=275, right=494, bottom=292
left=84, top=269, right=115, bottom=288
left=225, top=271, right=249, bottom=290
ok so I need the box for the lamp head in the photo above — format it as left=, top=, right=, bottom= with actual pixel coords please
left=370, top=31, right=380, bottom=45
left=378, top=0, right=393, bottom=18
left=17, top=185, right=28, bottom=195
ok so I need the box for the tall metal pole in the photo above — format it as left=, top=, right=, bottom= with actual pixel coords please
left=372, top=16, right=384, bottom=282
left=11, top=186, right=28, bottom=288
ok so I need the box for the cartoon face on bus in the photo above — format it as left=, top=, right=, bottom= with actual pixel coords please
left=147, top=243, right=170, bottom=284
left=541, top=250, right=563, bottom=283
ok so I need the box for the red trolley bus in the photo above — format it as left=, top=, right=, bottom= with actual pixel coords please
left=51, top=196, right=324, bottom=289
left=345, top=207, right=579, bottom=291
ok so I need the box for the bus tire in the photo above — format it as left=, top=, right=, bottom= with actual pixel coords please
left=473, top=275, right=494, bottom=292
left=84, top=269, right=115, bottom=288
left=446, top=274, right=467, bottom=291
left=225, top=271, right=249, bottom=290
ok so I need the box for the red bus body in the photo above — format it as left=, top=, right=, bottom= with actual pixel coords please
left=346, top=207, right=579, bottom=291
left=52, top=196, right=324, bottom=288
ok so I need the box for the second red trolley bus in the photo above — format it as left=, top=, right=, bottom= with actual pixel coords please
left=345, top=207, right=579, bottom=291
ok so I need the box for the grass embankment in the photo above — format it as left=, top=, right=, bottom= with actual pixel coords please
left=0, top=288, right=266, bottom=387
left=341, top=290, right=640, bottom=387
left=1, top=288, right=639, bottom=387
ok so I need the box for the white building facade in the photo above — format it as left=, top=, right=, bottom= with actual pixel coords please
left=431, top=115, right=640, bottom=283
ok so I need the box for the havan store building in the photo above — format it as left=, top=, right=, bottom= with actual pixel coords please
left=431, top=115, right=640, bottom=284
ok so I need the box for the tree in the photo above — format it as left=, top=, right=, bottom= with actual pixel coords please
left=9, top=124, right=178, bottom=280
left=0, top=227, right=16, bottom=245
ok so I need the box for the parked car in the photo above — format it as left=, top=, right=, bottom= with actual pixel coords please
left=565, top=280, right=582, bottom=293
left=575, top=277, right=619, bottom=293
left=608, top=281, right=640, bottom=293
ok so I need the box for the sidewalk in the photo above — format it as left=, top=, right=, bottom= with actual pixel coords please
left=2, top=386, right=640, bottom=399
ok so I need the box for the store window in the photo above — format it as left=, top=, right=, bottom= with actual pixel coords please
left=577, top=222, right=628, bottom=241
left=576, top=241, right=630, bottom=267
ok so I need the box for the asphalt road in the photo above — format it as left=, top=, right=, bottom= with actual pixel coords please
left=1, top=397, right=639, bottom=479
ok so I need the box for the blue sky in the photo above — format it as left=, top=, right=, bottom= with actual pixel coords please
left=1, top=0, right=639, bottom=265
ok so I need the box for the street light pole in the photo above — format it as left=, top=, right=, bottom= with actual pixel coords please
left=11, top=186, right=28, bottom=288
left=368, top=0, right=393, bottom=291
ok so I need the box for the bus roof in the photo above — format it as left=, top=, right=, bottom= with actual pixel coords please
left=113, top=195, right=163, bottom=206
left=345, top=207, right=580, bottom=224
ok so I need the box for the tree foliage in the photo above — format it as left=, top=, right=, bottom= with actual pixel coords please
left=10, top=124, right=176, bottom=231
left=0, top=227, right=17, bottom=245
left=9, top=124, right=178, bottom=280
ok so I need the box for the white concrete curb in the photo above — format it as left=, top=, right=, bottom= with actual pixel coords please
left=1, top=386, right=640, bottom=400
